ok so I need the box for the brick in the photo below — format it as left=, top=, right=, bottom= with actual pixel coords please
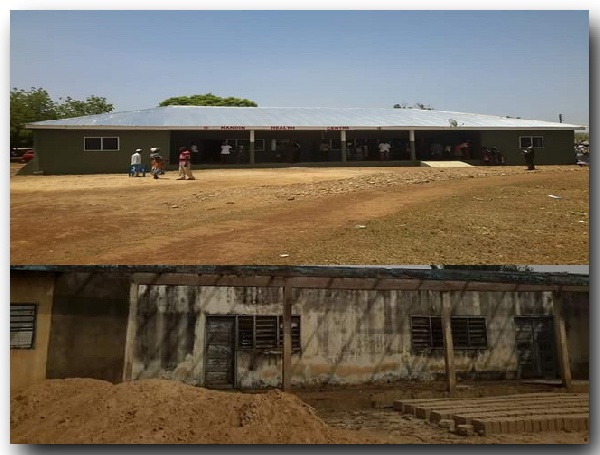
left=429, top=411, right=449, bottom=423
left=456, top=424, right=474, bottom=436
left=515, top=419, right=525, bottom=433
left=392, top=401, right=404, bottom=412
left=439, top=419, right=456, bottom=432
left=524, top=419, right=534, bottom=433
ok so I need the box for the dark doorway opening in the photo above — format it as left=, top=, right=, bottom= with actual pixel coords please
left=515, top=316, right=558, bottom=379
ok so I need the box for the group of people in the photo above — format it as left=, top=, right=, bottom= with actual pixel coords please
left=129, top=146, right=197, bottom=180
left=130, top=147, right=166, bottom=179
left=481, top=146, right=505, bottom=166
left=575, top=144, right=590, bottom=167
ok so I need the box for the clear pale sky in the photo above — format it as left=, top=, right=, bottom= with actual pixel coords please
left=9, top=8, right=590, bottom=126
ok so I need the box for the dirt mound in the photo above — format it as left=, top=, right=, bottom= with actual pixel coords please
left=11, top=379, right=378, bottom=444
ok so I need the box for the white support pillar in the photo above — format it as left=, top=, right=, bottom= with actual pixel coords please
left=249, top=130, right=255, bottom=164
left=340, top=130, right=347, bottom=163
left=409, top=130, right=416, bottom=161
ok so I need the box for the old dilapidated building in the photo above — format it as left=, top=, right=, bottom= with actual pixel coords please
left=10, top=266, right=588, bottom=392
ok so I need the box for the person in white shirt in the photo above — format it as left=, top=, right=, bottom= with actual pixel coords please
left=130, top=149, right=142, bottom=176
left=378, top=141, right=391, bottom=160
left=220, top=141, right=233, bottom=164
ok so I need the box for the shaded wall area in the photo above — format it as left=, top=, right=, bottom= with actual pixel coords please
left=46, top=272, right=130, bottom=383
left=563, top=291, right=589, bottom=379
left=10, top=272, right=55, bottom=391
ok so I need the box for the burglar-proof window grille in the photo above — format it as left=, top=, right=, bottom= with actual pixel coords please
left=10, top=304, right=37, bottom=349
left=237, top=315, right=301, bottom=352
left=84, top=137, right=120, bottom=151
left=519, top=136, right=544, bottom=149
left=411, top=316, right=487, bottom=350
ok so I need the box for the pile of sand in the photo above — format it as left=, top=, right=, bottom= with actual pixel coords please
left=11, top=379, right=378, bottom=444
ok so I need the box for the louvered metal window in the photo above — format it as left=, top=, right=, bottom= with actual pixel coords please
left=10, top=304, right=37, bottom=349
left=411, top=316, right=487, bottom=350
left=237, top=315, right=301, bottom=352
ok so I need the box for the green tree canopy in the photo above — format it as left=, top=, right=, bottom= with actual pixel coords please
left=11, top=87, right=56, bottom=147
left=158, top=92, right=258, bottom=107
left=10, top=87, right=114, bottom=147
left=55, top=95, right=114, bottom=119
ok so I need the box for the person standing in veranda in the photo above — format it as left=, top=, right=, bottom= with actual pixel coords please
left=378, top=140, right=391, bottom=160
left=220, top=141, right=233, bottom=164
left=177, top=147, right=196, bottom=180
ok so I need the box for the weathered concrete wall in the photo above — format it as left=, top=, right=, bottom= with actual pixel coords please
left=46, top=272, right=130, bottom=383
left=10, top=272, right=55, bottom=392
left=290, top=289, right=554, bottom=385
left=132, top=285, right=285, bottom=387
left=131, top=285, right=585, bottom=388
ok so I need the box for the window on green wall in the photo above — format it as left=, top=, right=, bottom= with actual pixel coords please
left=84, top=137, right=120, bottom=151
left=519, top=136, right=544, bottom=149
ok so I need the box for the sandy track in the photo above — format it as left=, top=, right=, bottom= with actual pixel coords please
left=10, top=165, right=589, bottom=265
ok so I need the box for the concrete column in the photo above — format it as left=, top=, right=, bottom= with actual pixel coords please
left=249, top=130, right=255, bottom=164
left=553, top=291, right=573, bottom=391
left=122, top=282, right=139, bottom=381
left=409, top=130, right=416, bottom=161
left=177, top=287, right=189, bottom=363
left=441, top=291, right=456, bottom=393
left=340, top=130, right=347, bottom=163
left=282, top=283, right=293, bottom=392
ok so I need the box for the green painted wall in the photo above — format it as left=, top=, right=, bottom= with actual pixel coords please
left=26, top=127, right=575, bottom=175
left=32, top=129, right=171, bottom=175
left=480, top=130, right=574, bottom=165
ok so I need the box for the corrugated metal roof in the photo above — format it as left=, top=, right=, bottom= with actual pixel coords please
left=26, top=106, right=585, bottom=130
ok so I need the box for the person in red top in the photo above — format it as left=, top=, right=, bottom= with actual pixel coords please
left=177, top=147, right=196, bottom=180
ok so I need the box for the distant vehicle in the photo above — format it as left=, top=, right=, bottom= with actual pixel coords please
left=20, top=149, right=35, bottom=163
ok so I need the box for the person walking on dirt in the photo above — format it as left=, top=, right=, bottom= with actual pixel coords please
left=177, top=147, right=196, bottom=180
left=131, top=149, right=143, bottom=177
left=149, top=147, right=164, bottom=179
left=522, top=145, right=536, bottom=170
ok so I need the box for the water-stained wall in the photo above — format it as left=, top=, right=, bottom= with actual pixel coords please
left=130, top=284, right=588, bottom=388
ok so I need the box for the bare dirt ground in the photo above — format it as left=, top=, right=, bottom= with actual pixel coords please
left=10, top=164, right=589, bottom=265
left=11, top=378, right=588, bottom=444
